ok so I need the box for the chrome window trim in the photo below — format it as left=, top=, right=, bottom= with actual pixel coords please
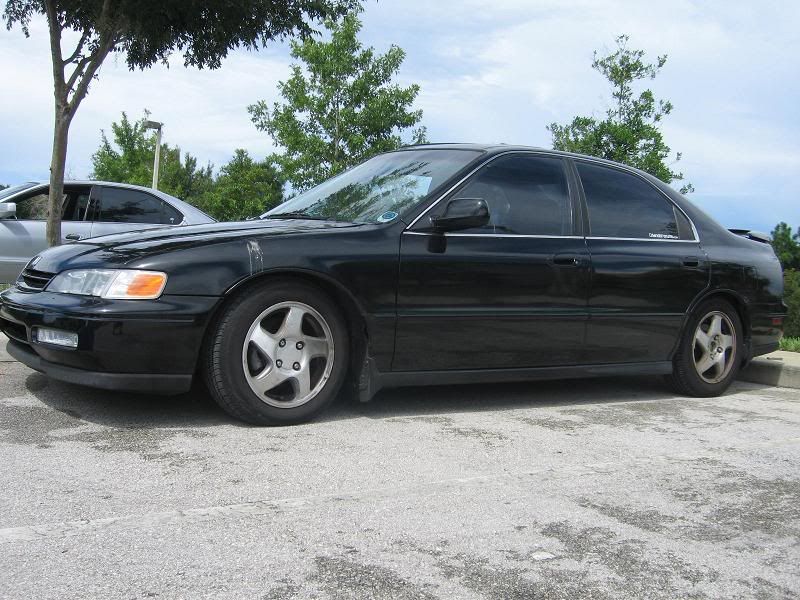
left=404, top=149, right=702, bottom=243
left=585, top=236, right=697, bottom=243
left=403, top=231, right=584, bottom=240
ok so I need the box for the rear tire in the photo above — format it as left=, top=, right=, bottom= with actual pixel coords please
left=204, top=280, right=349, bottom=425
left=665, top=298, right=742, bottom=397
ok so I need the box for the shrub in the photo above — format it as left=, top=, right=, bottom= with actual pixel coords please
left=783, top=270, right=800, bottom=338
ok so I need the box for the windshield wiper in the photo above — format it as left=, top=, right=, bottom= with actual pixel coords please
left=263, top=211, right=331, bottom=220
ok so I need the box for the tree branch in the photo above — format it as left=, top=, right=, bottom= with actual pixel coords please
left=66, top=0, right=121, bottom=119
left=63, top=30, right=90, bottom=65
left=65, top=54, right=92, bottom=93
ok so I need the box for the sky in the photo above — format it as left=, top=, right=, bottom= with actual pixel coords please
left=0, top=0, right=798, bottom=232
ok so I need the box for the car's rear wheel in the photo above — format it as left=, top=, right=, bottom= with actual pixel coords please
left=665, top=298, right=742, bottom=397
left=205, top=280, right=349, bottom=425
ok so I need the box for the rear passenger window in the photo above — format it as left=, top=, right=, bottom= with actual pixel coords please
left=99, top=188, right=165, bottom=224
left=577, top=162, right=691, bottom=240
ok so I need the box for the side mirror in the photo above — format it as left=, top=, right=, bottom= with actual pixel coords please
left=0, top=202, right=16, bottom=219
left=430, top=198, right=489, bottom=232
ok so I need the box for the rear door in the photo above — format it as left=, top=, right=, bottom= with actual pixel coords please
left=575, top=160, right=710, bottom=364
left=394, top=153, right=590, bottom=371
left=90, top=186, right=182, bottom=237
left=0, top=185, right=93, bottom=282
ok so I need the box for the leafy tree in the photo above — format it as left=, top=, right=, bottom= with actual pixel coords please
left=249, top=12, right=427, bottom=192
left=91, top=112, right=214, bottom=205
left=770, top=222, right=800, bottom=271
left=0, top=184, right=7, bottom=190
left=3, top=0, right=356, bottom=246
left=548, top=35, right=692, bottom=193
left=197, top=150, right=284, bottom=221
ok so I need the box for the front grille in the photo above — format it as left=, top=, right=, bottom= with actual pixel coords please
left=18, top=268, right=55, bottom=291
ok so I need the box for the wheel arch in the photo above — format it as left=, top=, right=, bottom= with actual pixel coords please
left=198, top=269, right=370, bottom=389
left=677, top=288, right=752, bottom=362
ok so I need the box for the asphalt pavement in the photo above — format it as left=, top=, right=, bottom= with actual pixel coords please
left=1, top=334, right=799, bottom=599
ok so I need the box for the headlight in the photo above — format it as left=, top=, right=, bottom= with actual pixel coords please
left=47, top=269, right=168, bottom=299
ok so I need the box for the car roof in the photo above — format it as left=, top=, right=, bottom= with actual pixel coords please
left=396, top=143, right=657, bottom=178
left=26, top=180, right=215, bottom=223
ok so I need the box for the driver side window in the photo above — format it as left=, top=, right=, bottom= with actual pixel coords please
left=436, top=154, right=573, bottom=236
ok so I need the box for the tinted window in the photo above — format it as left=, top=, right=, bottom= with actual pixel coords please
left=162, top=202, right=182, bottom=224
left=15, top=192, right=49, bottom=220
left=99, top=188, right=164, bottom=224
left=62, top=188, right=92, bottom=222
left=445, top=154, right=572, bottom=235
left=577, top=162, right=685, bottom=240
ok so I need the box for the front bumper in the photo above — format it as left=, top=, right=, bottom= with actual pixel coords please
left=0, top=287, right=221, bottom=395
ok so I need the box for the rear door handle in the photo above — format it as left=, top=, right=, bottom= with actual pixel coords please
left=682, top=256, right=700, bottom=267
left=553, top=254, right=581, bottom=267
left=65, top=233, right=82, bottom=241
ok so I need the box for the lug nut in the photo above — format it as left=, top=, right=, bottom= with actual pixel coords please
left=276, top=360, right=283, bottom=368
left=293, top=362, right=301, bottom=371
left=278, top=339, right=286, bottom=347
left=296, top=341, right=304, bottom=350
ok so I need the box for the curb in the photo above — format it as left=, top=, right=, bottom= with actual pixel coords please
left=739, top=352, right=800, bottom=390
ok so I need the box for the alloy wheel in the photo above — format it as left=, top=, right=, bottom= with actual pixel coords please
left=241, top=301, right=334, bottom=408
left=692, top=310, right=736, bottom=384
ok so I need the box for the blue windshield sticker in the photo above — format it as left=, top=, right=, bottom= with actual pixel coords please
left=377, top=211, right=399, bottom=223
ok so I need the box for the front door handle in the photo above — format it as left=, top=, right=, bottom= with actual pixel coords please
left=553, top=254, right=581, bottom=267
left=65, top=233, right=82, bottom=241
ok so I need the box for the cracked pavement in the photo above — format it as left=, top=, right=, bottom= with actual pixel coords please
left=1, top=336, right=799, bottom=599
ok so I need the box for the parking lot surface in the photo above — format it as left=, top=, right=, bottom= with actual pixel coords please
left=1, top=340, right=799, bottom=598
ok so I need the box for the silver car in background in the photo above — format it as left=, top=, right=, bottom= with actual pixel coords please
left=0, top=181, right=215, bottom=283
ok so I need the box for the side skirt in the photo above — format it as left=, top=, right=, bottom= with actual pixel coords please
left=357, top=357, right=673, bottom=402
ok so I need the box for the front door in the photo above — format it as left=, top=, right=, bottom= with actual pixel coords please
left=394, top=153, right=590, bottom=371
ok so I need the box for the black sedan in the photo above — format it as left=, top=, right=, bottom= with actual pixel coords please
left=0, top=145, right=786, bottom=425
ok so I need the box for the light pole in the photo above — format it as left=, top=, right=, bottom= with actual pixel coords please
left=143, top=120, right=163, bottom=190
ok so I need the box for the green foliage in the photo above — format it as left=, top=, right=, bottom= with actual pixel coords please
left=90, top=112, right=214, bottom=205
left=90, top=112, right=284, bottom=221
left=779, top=337, right=800, bottom=352
left=4, top=1, right=357, bottom=70
left=249, top=12, right=427, bottom=192
left=0, top=184, right=7, bottom=190
left=196, top=150, right=285, bottom=221
left=783, top=270, right=800, bottom=338
left=771, top=222, right=800, bottom=271
left=548, top=35, right=692, bottom=193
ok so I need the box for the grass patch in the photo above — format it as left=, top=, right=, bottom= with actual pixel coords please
left=779, top=337, right=800, bottom=353
left=0, top=283, right=9, bottom=292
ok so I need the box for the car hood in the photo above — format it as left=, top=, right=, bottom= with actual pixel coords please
left=27, top=219, right=361, bottom=274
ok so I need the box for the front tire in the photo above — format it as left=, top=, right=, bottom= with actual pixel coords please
left=666, top=298, right=742, bottom=397
left=204, top=280, right=349, bottom=425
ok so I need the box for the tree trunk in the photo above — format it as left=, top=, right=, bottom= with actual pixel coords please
left=47, top=112, right=71, bottom=247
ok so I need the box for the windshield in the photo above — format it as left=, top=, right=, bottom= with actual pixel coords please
left=0, top=182, right=37, bottom=201
left=262, top=149, right=481, bottom=224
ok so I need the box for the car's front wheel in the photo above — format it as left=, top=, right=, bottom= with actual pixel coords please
left=205, top=280, right=349, bottom=425
left=666, top=298, right=742, bottom=397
